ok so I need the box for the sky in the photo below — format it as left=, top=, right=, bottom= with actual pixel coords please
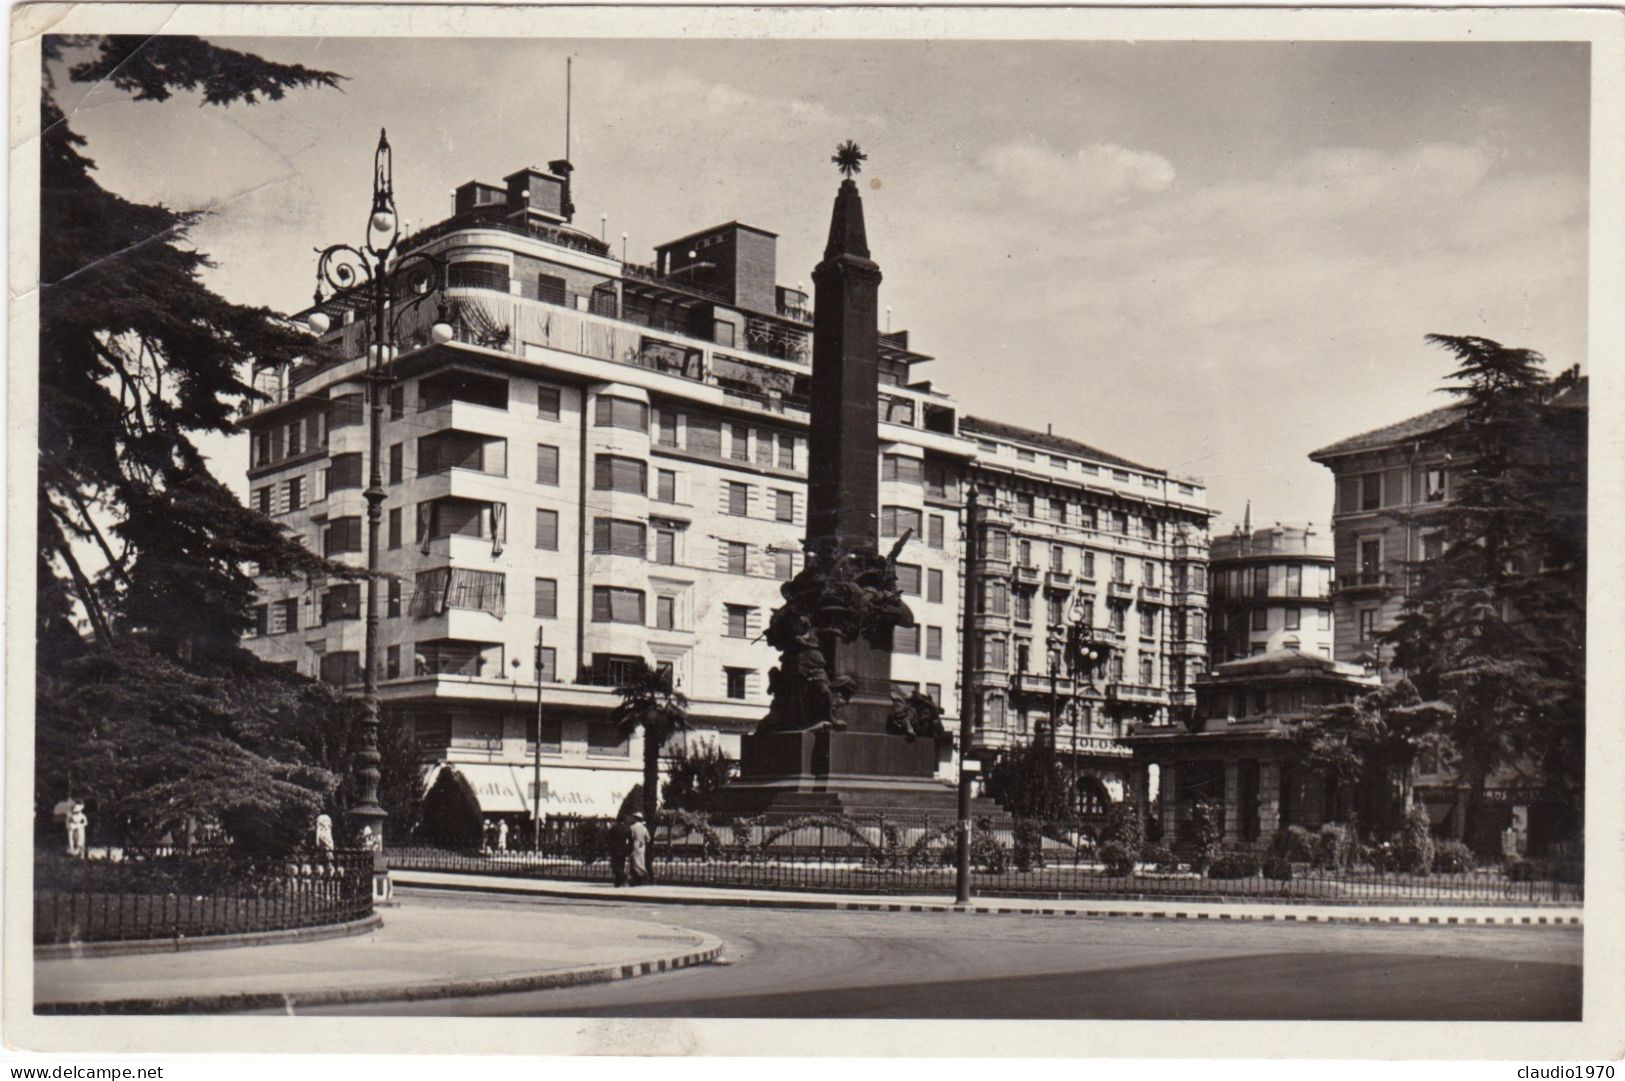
left=49, top=37, right=1590, bottom=534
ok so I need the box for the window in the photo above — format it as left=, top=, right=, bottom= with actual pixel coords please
left=1111, top=511, right=1129, bottom=534
left=926, top=684, right=943, bottom=706
left=1358, top=608, right=1377, bottom=641
left=388, top=507, right=402, bottom=549
left=286, top=422, right=302, bottom=457
left=321, top=584, right=361, bottom=624
left=1253, top=565, right=1270, bottom=597
left=1425, top=467, right=1446, bottom=502
left=928, top=514, right=945, bottom=548
left=726, top=541, right=748, bottom=575
left=593, top=518, right=646, bottom=558
left=1112, top=556, right=1126, bottom=582
left=537, top=384, right=561, bottom=420
left=388, top=384, right=405, bottom=420
left=1142, top=561, right=1155, bottom=586
left=656, top=469, right=677, bottom=502
left=386, top=645, right=401, bottom=680
left=1285, top=607, right=1301, bottom=630
left=773, top=550, right=794, bottom=580
left=1017, top=448, right=1035, bottom=462
left=730, top=424, right=750, bottom=461
left=927, top=626, right=943, bottom=659
left=927, top=568, right=944, bottom=604
left=1251, top=608, right=1269, bottom=632
left=535, top=509, right=559, bottom=550
left=1421, top=531, right=1445, bottom=561
left=687, top=416, right=722, bottom=457
left=534, top=647, right=558, bottom=684
left=1359, top=538, right=1381, bottom=578
left=1286, top=564, right=1302, bottom=596
left=893, top=624, right=919, bottom=655
left=896, top=563, right=922, bottom=596
left=535, top=273, right=567, bottom=306
left=1109, top=605, right=1125, bottom=633
left=320, top=652, right=361, bottom=687
left=387, top=579, right=401, bottom=619
left=725, top=668, right=750, bottom=700
left=756, top=429, right=774, bottom=467
left=724, top=605, right=752, bottom=638
left=1140, top=655, right=1155, bottom=685
left=254, top=487, right=271, bottom=515
left=1052, top=546, right=1066, bottom=572
left=1049, top=498, right=1067, bottom=524
left=985, top=695, right=1006, bottom=728
left=1015, top=591, right=1032, bottom=622
left=328, top=452, right=363, bottom=491
left=594, top=395, right=648, bottom=431
left=881, top=506, right=922, bottom=538
left=882, top=454, right=923, bottom=484
left=1359, top=472, right=1382, bottom=511
left=979, top=580, right=1009, bottom=616
left=655, top=409, right=678, bottom=447
left=654, top=529, right=676, bottom=566
left=250, top=604, right=268, bottom=637
left=534, top=577, right=557, bottom=618
left=924, top=462, right=957, bottom=500
left=774, top=490, right=794, bottom=522
left=980, top=636, right=1007, bottom=670
left=1019, top=540, right=1033, bottom=567
left=1082, top=552, right=1096, bottom=580
left=324, top=517, right=362, bottom=555
left=983, top=528, right=1009, bottom=560
left=1109, top=654, right=1124, bottom=681
left=655, top=595, right=676, bottom=630
left=1016, top=493, right=1034, bottom=518
left=286, top=476, right=304, bottom=512
left=594, top=454, right=645, bottom=494
left=592, top=587, right=645, bottom=624
left=386, top=442, right=402, bottom=485
left=726, top=481, right=750, bottom=517
left=777, top=434, right=795, bottom=470
left=1319, top=608, right=1332, bottom=631
left=1047, top=594, right=1065, bottom=626
left=532, top=444, right=560, bottom=486
left=1138, top=608, right=1156, bottom=640
left=587, top=722, right=630, bottom=757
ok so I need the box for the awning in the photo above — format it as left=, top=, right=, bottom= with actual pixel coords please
left=433, top=762, right=638, bottom=817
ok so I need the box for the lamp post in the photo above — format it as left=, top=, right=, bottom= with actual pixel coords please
left=533, top=625, right=546, bottom=851
left=309, top=130, right=453, bottom=896
left=954, top=487, right=982, bottom=906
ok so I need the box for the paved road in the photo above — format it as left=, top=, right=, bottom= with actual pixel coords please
left=302, top=889, right=1581, bottom=1020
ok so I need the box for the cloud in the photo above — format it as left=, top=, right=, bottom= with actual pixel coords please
left=977, top=140, right=1177, bottom=211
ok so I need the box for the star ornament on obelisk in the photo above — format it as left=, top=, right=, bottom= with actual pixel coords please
left=832, top=140, right=867, bottom=178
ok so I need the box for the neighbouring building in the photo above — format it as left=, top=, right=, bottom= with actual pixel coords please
left=241, top=154, right=1211, bottom=831
left=1124, top=649, right=1380, bottom=844
left=959, top=418, right=1211, bottom=816
left=1307, top=376, right=1587, bottom=849
left=1207, top=523, right=1334, bottom=666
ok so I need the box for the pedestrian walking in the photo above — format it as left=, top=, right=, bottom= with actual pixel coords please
left=607, top=817, right=633, bottom=887
left=628, top=811, right=651, bottom=886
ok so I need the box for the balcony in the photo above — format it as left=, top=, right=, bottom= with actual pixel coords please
left=1014, top=672, right=1074, bottom=696
left=1138, top=585, right=1166, bottom=606
left=972, top=611, right=1011, bottom=632
left=972, top=669, right=1010, bottom=690
left=1170, top=588, right=1207, bottom=607
left=1108, top=683, right=1167, bottom=705
left=1106, top=580, right=1133, bottom=599
left=1333, top=571, right=1390, bottom=596
left=1045, top=570, right=1073, bottom=591
left=1014, top=564, right=1040, bottom=586
left=971, top=556, right=1012, bottom=579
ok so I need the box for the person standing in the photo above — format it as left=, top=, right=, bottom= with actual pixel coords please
left=496, top=818, right=509, bottom=853
left=607, top=817, right=632, bottom=887
left=65, top=803, right=88, bottom=858
left=628, top=811, right=651, bottom=886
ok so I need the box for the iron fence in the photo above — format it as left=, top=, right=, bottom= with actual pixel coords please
left=388, top=814, right=1582, bottom=906
left=34, top=847, right=374, bottom=945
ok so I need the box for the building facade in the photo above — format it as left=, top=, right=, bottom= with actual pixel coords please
left=1207, top=524, right=1334, bottom=666
left=959, top=418, right=1211, bottom=811
left=242, top=159, right=1209, bottom=828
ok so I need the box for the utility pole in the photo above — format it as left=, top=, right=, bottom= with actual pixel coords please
left=955, top=487, right=982, bottom=906
left=533, top=625, right=546, bottom=851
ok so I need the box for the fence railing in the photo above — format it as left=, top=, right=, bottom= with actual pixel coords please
left=35, top=847, right=375, bottom=945
left=388, top=814, right=1583, bottom=906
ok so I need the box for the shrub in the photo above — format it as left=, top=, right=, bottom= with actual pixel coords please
left=1207, top=851, right=1262, bottom=879
left=1394, top=805, right=1435, bottom=875
left=1261, top=855, right=1294, bottom=881
left=1316, top=823, right=1355, bottom=870
left=1012, top=818, right=1045, bottom=872
left=1101, top=795, right=1146, bottom=853
left=1432, top=840, right=1475, bottom=874
left=572, top=819, right=608, bottom=867
left=970, top=825, right=1009, bottom=875
left=1189, top=800, right=1223, bottom=872
left=1140, top=844, right=1179, bottom=872
left=1098, top=841, right=1137, bottom=876
left=661, top=743, right=735, bottom=810
left=1271, top=825, right=1318, bottom=864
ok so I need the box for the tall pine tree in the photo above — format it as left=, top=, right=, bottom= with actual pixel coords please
left=1385, top=335, right=1586, bottom=841
left=36, top=37, right=359, bottom=847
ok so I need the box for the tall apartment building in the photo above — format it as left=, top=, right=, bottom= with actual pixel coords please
left=241, top=158, right=1210, bottom=825
left=959, top=418, right=1211, bottom=807
left=1207, top=523, right=1334, bottom=665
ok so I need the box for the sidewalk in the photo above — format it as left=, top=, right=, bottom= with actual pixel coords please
left=396, top=868, right=1584, bottom=928
left=35, top=898, right=722, bottom=1014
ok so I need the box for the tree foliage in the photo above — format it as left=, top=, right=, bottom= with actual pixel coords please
left=661, top=741, right=735, bottom=811
left=1294, top=678, right=1455, bottom=820
left=1384, top=335, right=1586, bottom=828
left=36, top=36, right=349, bottom=843
left=984, top=735, right=1074, bottom=823
left=612, top=660, right=690, bottom=829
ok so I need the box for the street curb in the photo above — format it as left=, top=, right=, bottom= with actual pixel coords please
left=34, top=913, right=385, bottom=961
left=34, top=930, right=724, bottom=1015
left=395, top=872, right=1584, bottom=929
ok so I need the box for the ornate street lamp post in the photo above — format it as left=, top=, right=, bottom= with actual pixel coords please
left=308, top=130, right=453, bottom=899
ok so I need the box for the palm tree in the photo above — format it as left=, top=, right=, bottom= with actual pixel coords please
left=612, top=660, right=690, bottom=841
